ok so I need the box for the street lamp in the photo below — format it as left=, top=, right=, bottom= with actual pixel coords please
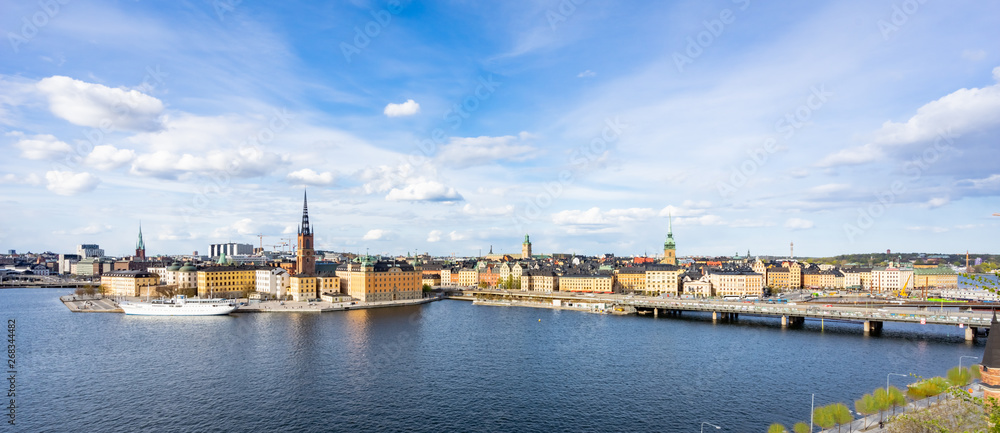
left=701, top=422, right=722, bottom=433
left=887, top=372, right=908, bottom=392
left=960, top=356, right=979, bottom=370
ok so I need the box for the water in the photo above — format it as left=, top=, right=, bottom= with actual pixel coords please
left=1, top=289, right=985, bottom=432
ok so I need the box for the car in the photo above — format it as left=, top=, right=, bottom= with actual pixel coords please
left=824, top=304, right=833, bottom=307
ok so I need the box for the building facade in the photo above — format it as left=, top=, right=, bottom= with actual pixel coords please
left=101, top=270, right=159, bottom=297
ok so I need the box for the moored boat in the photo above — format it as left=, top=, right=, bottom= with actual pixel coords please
left=120, top=295, right=237, bottom=316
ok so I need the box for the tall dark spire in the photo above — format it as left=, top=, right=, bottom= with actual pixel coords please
left=300, top=190, right=311, bottom=235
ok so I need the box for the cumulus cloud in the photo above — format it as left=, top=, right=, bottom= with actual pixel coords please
left=36, top=76, right=164, bottom=131
left=211, top=218, right=285, bottom=238
left=658, top=204, right=708, bottom=217
left=84, top=145, right=135, bottom=170
left=427, top=230, right=442, bottom=242
left=819, top=66, right=1000, bottom=167
left=807, top=183, right=851, bottom=196
left=10, top=132, right=72, bottom=160
left=45, top=170, right=100, bottom=195
left=449, top=231, right=468, bottom=241
left=673, top=215, right=724, bottom=226
left=552, top=207, right=659, bottom=226
left=287, top=168, right=335, bottom=186
left=363, top=229, right=386, bottom=240
left=783, top=217, right=814, bottom=230
left=383, top=99, right=420, bottom=117
left=435, top=133, right=537, bottom=168
left=130, top=147, right=285, bottom=179
left=386, top=180, right=463, bottom=202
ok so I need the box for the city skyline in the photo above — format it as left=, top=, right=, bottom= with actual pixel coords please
left=2, top=1, right=1000, bottom=257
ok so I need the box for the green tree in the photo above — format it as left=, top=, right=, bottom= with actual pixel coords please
left=854, top=394, right=878, bottom=429
left=971, top=364, right=982, bottom=380
left=422, top=283, right=431, bottom=292
left=792, top=422, right=810, bottom=433
left=886, top=386, right=906, bottom=417
left=766, top=423, right=787, bottom=433
left=829, top=403, right=853, bottom=433
left=813, top=405, right=836, bottom=430
left=947, top=365, right=972, bottom=387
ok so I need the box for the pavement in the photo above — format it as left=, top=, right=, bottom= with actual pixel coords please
left=60, top=295, right=122, bottom=313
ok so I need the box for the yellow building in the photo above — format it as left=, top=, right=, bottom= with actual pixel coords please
left=520, top=270, right=558, bottom=292
left=101, top=270, right=160, bottom=297
left=645, top=264, right=683, bottom=295
left=913, top=265, right=958, bottom=289
left=289, top=275, right=317, bottom=301
left=343, top=258, right=423, bottom=302
left=708, top=269, right=764, bottom=298
left=766, top=266, right=790, bottom=289
left=559, top=274, right=613, bottom=293
left=196, top=266, right=258, bottom=298
left=614, top=267, right=647, bottom=293
left=458, top=267, right=479, bottom=287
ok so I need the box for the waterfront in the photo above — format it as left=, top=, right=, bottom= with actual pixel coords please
left=2, top=288, right=986, bottom=432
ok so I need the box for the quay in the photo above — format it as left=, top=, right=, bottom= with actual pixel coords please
left=455, top=290, right=994, bottom=341
left=60, top=294, right=442, bottom=314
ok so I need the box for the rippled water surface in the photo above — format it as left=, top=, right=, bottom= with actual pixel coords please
left=1, top=289, right=985, bottom=432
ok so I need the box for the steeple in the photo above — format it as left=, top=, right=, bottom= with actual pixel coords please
left=664, top=212, right=676, bottom=250
left=135, top=222, right=146, bottom=259
left=299, top=190, right=311, bottom=235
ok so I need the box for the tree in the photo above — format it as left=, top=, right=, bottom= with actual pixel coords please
left=854, top=394, right=878, bottom=429
left=813, top=405, right=836, bottom=431
left=422, top=283, right=431, bottom=292
left=830, top=403, right=853, bottom=433
left=792, top=422, right=810, bottom=433
left=241, top=283, right=254, bottom=299
left=887, top=386, right=906, bottom=417
left=946, top=366, right=972, bottom=387
left=766, top=423, right=787, bottom=433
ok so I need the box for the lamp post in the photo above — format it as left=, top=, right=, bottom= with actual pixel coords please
left=887, top=372, right=908, bottom=392
left=960, top=356, right=979, bottom=371
left=810, top=393, right=815, bottom=433
left=701, top=422, right=721, bottom=433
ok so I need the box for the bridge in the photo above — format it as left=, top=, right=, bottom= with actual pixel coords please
left=453, top=289, right=994, bottom=341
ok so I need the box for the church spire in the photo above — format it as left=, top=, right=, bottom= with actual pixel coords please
left=135, top=221, right=146, bottom=259
left=299, top=190, right=311, bottom=235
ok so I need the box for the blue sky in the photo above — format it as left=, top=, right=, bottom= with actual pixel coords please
left=1, top=0, right=999, bottom=258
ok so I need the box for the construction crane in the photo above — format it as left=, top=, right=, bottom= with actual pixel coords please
left=255, top=233, right=266, bottom=252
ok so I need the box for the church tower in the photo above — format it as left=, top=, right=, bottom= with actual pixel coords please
left=135, top=223, right=146, bottom=260
left=662, top=213, right=676, bottom=265
left=980, top=312, right=1000, bottom=400
left=522, top=234, right=532, bottom=259
left=296, top=190, right=315, bottom=276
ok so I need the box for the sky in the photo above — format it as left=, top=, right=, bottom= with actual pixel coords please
left=1, top=0, right=999, bottom=258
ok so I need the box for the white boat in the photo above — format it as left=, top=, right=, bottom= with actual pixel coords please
left=120, top=295, right=238, bottom=316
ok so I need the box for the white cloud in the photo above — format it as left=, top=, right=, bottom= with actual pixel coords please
left=658, top=205, right=708, bottom=217
left=36, top=76, right=164, bottom=131
left=427, top=230, right=442, bottom=242
left=729, top=219, right=777, bottom=228
left=552, top=207, right=659, bottom=226
left=52, top=223, right=112, bottom=236
left=784, top=217, right=814, bottom=230
left=819, top=66, right=1000, bottom=167
left=363, top=229, right=386, bottom=240
left=45, top=170, right=100, bottom=196
left=211, top=218, right=285, bottom=238
left=287, top=168, right=335, bottom=186
left=808, top=183, right=851, bottom=195
left=577, top=70, right=596, bottom=78
left=435, top=133, right=537, bottom=168
left=383, top=99, right=420, bottom=117
left=462, top=203, right=514, bottom=216
left=674, top=215, right=724, bottom=226
left=10, top=132, right=72, bottom=160
left=84, top=145, right=135, bottom=170
left=130, top=147, right=285, bottom=179
left=386, top=180, right=463, bottom=202
left=0, top=173, right=43, bottom=185
left=958, top=174, right=1000, bottom=190
left=449, top=231, right=468, bottom=241
left=923, top=197, right=950, bottom=208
